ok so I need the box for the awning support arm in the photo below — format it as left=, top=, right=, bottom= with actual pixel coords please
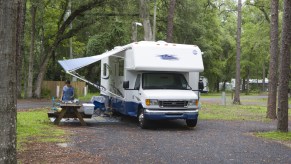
left=66, top=71, right=124, bottom=100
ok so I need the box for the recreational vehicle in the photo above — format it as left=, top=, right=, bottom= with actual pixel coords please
left=59, top=41, right=204, bottom=128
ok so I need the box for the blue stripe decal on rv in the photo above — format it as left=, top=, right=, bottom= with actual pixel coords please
left=110, top=97, right=139, bottom=116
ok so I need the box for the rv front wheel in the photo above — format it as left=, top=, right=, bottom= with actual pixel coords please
left=186, top=119, right=197, bottom=127
left=138, top=108, right=148, bottom=129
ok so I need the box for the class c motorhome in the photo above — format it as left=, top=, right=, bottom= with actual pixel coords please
left=59, top=41, right=204, bottom=128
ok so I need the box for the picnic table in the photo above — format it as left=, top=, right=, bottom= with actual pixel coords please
left=48, top=103, right=92, bottom=126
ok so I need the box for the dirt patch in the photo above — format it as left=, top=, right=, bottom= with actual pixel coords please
left=17, top=140, right=102, bottom=163
left=17, top=126, right=103, bottom=163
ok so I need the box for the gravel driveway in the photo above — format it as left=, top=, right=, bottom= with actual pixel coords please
left=17, top=97, right=291, bottom=163
left=63, top=117, right=291, bottom=164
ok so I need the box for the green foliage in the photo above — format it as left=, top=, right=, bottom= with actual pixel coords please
left=41, top=88, right=51, bottom=98
left=23, top=0, right=278, bottom=94
left=241, top=4, right=270, bottom=80
left=83, top=20, right=131, bottom=91
left=86, top=20, right=131, bottom=56
left=17, top=109, right=67, bottom=150
left=86, top=34, right=108, bottom=55
left=78, top=92, right=100, bottom=101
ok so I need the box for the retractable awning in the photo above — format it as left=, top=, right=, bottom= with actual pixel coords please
left=58, top=44, right=130, bottom=72
left=58, top=44, right=131, bottom=99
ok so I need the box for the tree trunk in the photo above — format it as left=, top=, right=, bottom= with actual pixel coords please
left=166, top=0, right=176, bottom=43
left=267, top=0, right=279, bottom=119
left=242, top=78, right=246, bottom=92
left=216, top=78, right=219, bottom=93
left=139, top=0, right=153, bottom=41
left=34, top=52, right=51, bottom=98
left=277, top=0, right=291, bottom=132
left=26, top=6, right=37, bottom=98
left=16, top=0, right=26, bottom=98
left=262, top=61, right=266, bottom=92
left=233, top=0, right=242, bottom=105
left=246, top=66, right=250, bottom=95
left=257, top=69, right=259, bottom=92
left=0, top=0, right=18, bottom=163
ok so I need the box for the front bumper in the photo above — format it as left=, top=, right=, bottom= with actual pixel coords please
left=144, top=109, right=199, bottom=120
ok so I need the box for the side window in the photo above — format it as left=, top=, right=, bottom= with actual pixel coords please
left=134, top=74, right=141, bottom=90
left=119, top=59, right=124, bottom=76
left=103, top=63, right=107, bottom=76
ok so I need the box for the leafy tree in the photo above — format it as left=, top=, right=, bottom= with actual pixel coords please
left=172, top=0, right=226, bottom=91
left=33, top=0, right=107, bottom=98
left=233, top=0, right=242, bottom=104
left=241, top=5, right=270, bottom=93
left=267, top=0, right=279, bottom=119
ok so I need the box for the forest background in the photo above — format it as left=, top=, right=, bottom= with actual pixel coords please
left=21, top=0, right=275, bottom=99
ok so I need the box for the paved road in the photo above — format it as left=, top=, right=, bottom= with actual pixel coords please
left=63, top=117, right=291, bottom=164
left=17, top=99, right=52, bottom=110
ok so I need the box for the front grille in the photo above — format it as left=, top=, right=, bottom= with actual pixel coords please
left=159, top=101, right=188, bottom=108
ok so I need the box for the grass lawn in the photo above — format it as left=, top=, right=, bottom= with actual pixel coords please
left=17, top=109, right=67, bottom=150
left=199, top=102, right=291, bottom=143
left=256, top=131, right=291, bottom=141
left=199, top=104, right=269, bottom=122
left=78, top=92, right=100, bottom=101
left=17, top=92, right=101, bottom=151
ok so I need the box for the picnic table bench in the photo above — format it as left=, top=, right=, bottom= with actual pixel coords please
left=48, top=103, right=92, bottom=126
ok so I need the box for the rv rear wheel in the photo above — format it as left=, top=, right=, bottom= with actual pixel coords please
left=138, top=108, right=148, bottom=129
left=186, top=119, right=197, bottom=127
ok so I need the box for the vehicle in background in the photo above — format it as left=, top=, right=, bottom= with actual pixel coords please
left=199, top=76, right=209, bottom=93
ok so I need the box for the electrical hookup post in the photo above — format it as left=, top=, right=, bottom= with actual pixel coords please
left=221, top=92, right=226, bottom=106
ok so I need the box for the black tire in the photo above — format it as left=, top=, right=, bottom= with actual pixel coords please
left=111, top=109, right=121, bottom=116
left=186, top=119, right=197, bottom=127
left=138, top=108, right=148, bottom=129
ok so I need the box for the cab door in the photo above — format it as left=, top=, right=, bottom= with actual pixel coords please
left=124, top=74, right=141, bottom=116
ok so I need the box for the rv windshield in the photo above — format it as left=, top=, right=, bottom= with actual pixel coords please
left=142, top=73, right=191, bottom=90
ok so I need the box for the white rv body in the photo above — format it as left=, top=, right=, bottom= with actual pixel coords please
left=59, top=41, right=204, bottom=128
left=100, top=41, right=204, bottom=127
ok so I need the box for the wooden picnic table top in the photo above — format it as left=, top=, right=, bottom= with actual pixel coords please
left=49, top=103, right=88, bottom=126
left=59, top=103, right=82, bottom=107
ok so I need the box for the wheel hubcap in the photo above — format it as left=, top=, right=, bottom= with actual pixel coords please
left=139, top=113, right=144, bottom=125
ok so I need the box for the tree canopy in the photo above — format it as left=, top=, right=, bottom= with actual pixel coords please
left=20, top=0, right=285, bottom=95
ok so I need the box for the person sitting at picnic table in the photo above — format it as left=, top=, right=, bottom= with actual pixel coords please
left=60, top=80, right=77, bottom=120
left=60, top=80, right=74, bottom=102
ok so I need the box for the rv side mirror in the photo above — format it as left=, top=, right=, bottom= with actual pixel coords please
left=123, top=81, right=129, bottom=89
left=198, top=80, right=204, bottom=91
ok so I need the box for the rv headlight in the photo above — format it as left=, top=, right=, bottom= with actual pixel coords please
left=188, top=100, right=199, bottom=106
left=146, top=99, right=159, bottom=106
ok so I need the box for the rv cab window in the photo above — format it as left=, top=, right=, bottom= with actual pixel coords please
left=142, top=73, right=190, bottom=90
